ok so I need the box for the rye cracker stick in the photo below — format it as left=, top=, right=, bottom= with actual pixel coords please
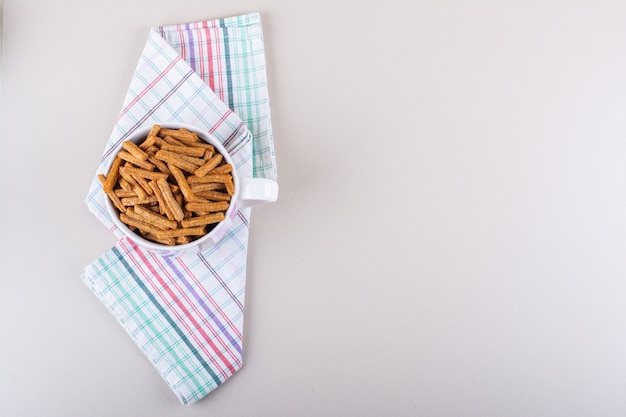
left=147, top=156, right=171, bottom=175
left=117, top=151, right=155, bottom=170
left=187, top=173, right=232, bottom=184
left=138, top=124, right=162, bottom=150
left=138, top=124, right=161, bottom=149
left=123, top=207, right=146, bottom=223
left=195, top=154, right=223, bottom=177
left=139, top=134, right=165, bottom=150
left=168, top=163, right=203, bottom=203
left=103, top=156, right=123, bottom=193
left=134, top=204, right=178, bottom=229
left=130, top=181, right=147, bottom=200
left=187, top=142, right=215, bottom=151
left=181, top=212, right=225, bottom=228
left=156, top=226, right=206, bottom=239
left=99, top=173, right=127, bottom=211
left=122, top=166, right=169, bottom=180
left=105, top=191, right=126, bottom=213
left=120, top=212, right=164, bottom=236
left=120, top=195, right=158, bottom=206
left=148, top=124, right=161, bottom=137
left=145, top=233, right=176, bottom=246
left=119, top=167, right=147, bottom=199
left=132, top=174, right=154, bottom=196
left=155, top=150, right=199, bottom=173
left=161, top=135, right=186, bottom=147
left=123, top=141, right=149, bottom=161
left=119, top=177, right=132, bottom=191
left=149, top=180, right=174, bottom=219
left=190, top=182, right=224, bottom=193
left=138, top=136, right=154, bottom=150
left=158, top=127, right=199, bottom=143
left=164, top=139, right=214, bottom=152
left=194, top=190, right=231, bottom=201
left=156, top=178, right=185, bottom=221
left=174, top=193, right=185, bottom=217
left=176, top=236, right=191, bottom=244
left=178, top=154, right=205, bottom=167
left=208, top=164, right=233, bottom=175
left=114, top=189, right=137, bottom=198
left=185, top=201, right=230, bottom=213
left=225, top=178, right=235, bottom=196
left=161, top=143, right=206, bottom=157
left=131, top=182, right=147, bottom=200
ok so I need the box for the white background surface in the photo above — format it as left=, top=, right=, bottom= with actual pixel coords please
left=2, top=1, right=626, bottom=416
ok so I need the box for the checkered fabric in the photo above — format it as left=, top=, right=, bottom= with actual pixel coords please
left=82, top=13, right=276, bottom=405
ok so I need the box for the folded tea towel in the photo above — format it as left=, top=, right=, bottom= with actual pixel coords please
left=82, top=12, right=276, bottom=405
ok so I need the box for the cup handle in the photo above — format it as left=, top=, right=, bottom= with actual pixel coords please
left=238, top=177, right=279, bottom=209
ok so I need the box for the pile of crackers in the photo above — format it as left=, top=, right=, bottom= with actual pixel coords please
left=99, top=124, right=234, bottom=246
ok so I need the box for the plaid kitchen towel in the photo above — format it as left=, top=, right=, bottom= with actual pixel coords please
left=82, top=12, right=276, bottom=405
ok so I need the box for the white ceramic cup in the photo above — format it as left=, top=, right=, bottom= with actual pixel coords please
left=101, top=122, right=278, bottom=256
